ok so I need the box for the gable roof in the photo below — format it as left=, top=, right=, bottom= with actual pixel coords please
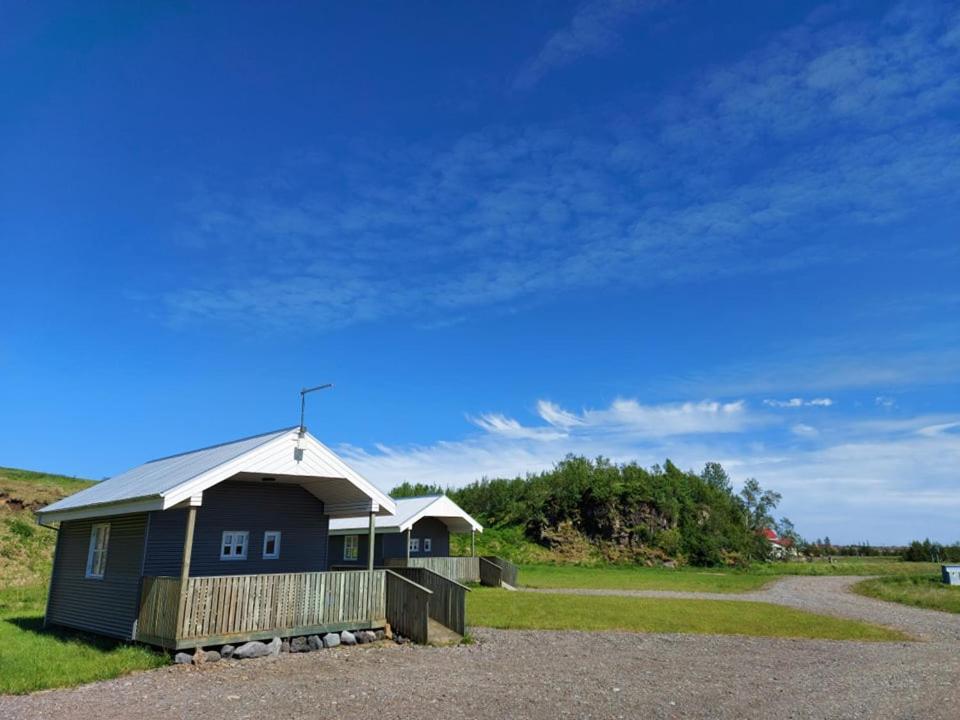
left=38, top=427, right=395, bottom=523
left=329, top=494, right=483, bottom=535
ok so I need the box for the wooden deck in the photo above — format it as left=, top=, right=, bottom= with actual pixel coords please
left=136, top=570, right=387, bottom=650
left=385, top=555, right=520, bottom=589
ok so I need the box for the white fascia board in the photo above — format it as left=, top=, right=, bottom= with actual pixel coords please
left=37, top=496, right=165, bottom=524
left=160, top=429, right=396, bottom=515
left=328, top=526, right=403, bottom=536
left=398, top=495, right=484, bottom=533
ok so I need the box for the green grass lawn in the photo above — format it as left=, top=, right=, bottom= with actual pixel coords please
left=519, top=563, right=771, bottom=592
left=517, top=558, right=938, bottom=594
left=748, top=558, right=941, bottom=577
left=854, top=575, right=960, bottom=614
left=468, top=588, right=910, bottom=642
left=0, top=585, right=167, bottom=695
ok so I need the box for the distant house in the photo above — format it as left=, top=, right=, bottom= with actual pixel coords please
left=328, top=495, right=483, bottom=567
left=34, top=428, right=466, bottom=647
left=760, top=528, right=795, bottom=559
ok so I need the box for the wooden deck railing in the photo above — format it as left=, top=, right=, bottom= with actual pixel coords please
left=384, top=570, right=430, bottom=644
left=386, top=566, right=469, bottom=635
left=478, top=556, right=503, bottom=587
left=483, top=556, right=520, bottom=587
left=383, top=556, right=480, bottom=583
left=137, top=570, right=386, bottom=649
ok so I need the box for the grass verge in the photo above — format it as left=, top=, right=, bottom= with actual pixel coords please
left=519, top=563, right=770, bottom=593
left=854, top=575, right=960, bottom=614
left=0, top=585, right=167, bottom=695
left=517, top=558, right=938, bottom=594
left=468, top=588, right=910, bottom=642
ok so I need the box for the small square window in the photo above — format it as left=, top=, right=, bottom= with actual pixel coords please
left=263, top=531, right=281, bottom=560
left=423, top=538, right=432, bottom=554
left=221, top=531, right=248, bottom=560
left=344, top=534, right=359, bottom=561
left=409, top=537, right=420, bottom=553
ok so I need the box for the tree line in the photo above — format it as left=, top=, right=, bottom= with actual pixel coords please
left=390, top=456, right=791, bottom=567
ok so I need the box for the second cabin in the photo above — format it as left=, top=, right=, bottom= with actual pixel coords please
left=328, top=494, right=483, bottom=567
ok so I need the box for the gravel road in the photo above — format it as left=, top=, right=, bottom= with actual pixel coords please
left=3, top=577, right=957, bottom=720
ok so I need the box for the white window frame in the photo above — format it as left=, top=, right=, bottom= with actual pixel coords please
left=220, top=531, right=249, bottom=561
left=344, top=534, right=359, bottom=561
left=262, top=531, right=281, bottom=560
left=423, top=537, right=432, bottom=554
left=85, top=523, right=110, bottom=579
left=409, top=537, right=420, bottom=553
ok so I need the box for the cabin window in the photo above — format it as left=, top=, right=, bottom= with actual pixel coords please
left=263, top=531, right=281, bottom=560
left=85, top=523, right=110, bottom=579
left=344, top=534, right=359, bottom=561
left=423, top=537, right=432, bottom=554
left=409, top=537, right=420, bottom=553
left=220, top=531, right=248, bottom=560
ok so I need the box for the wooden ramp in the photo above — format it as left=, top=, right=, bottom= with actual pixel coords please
left=427, top=618, right=462, bottom=646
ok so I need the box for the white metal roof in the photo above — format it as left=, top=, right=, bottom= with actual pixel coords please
left=329, top=495, right=483, bottom=535
left=38, top=427, right=396, bottom=523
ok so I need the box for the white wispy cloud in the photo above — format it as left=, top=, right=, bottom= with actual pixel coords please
left=339, top=400, right=960, bottom=544
left=513, top=0, right=661, bottom=90
left=467, top=412, right=567, bottom=441
left=791, top=423, right=820, bottom=437
left=764, top=397, right=834, bottom=408
left=163, top=1, right=960, bottom=334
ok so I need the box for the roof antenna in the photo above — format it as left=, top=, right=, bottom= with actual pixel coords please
left=299, top=383, right=333, bottom=436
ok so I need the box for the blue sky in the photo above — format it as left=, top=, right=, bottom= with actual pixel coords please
left=1, top=0, right=958, bottom=544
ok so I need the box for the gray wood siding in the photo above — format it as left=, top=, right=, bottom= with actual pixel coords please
left=46, top=513, right=148, bottom=640
left=328, top=533, right=385, bottom=566
left=330, top=517, right=450, bottom=566
left=143, top=481, right=329, bottom=576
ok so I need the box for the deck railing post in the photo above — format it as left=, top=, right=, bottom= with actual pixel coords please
left=367, top=509, right=376, bottom=621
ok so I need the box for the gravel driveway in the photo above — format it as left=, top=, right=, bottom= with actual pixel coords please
left=3, top=577, right=957, bottom=720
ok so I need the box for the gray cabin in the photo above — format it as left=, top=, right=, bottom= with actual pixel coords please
left=33, top=427, right=438, bottom=647
left=328, top=495, right=485, bottom=581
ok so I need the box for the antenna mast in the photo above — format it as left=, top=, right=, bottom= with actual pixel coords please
left=299, top=383, right=333, bottom=436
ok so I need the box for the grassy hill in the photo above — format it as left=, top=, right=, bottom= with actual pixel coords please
left=0, top=467, right=94, bottom=588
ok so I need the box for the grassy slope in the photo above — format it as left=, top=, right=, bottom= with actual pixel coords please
left=0, top=466, right=94, bottom=588
left=854, top=575, right=960, bottom=614
left=468, top=588, right=909, bottom=642
left=0, top=468, right=166, bottom=695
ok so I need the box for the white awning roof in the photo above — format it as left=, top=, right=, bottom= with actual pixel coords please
left=38, top=427, right=396, bottom=523
left=329, top=494, right=483, bottom=535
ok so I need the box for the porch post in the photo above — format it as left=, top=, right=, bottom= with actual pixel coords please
left=367, top=509, right=376, bottom=620
left=175, top=496, right=201, bottom=643
left=179, top=505, right=198, bottom=587
left=405, top=528, right=411, bottom=563
left=471, top=529, right=476, bottom=557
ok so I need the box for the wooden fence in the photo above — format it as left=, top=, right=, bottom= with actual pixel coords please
left=136, top=576, right=181, bottom=647
left=479, top=557, right=503, bottom=587
left=483, top=556, right=520, bottom=587
left=384, top=570, right=430, bottom=644
left=137, top=570, right=386, bottom=649
left=386, top=567, right=469, bottom=635
left=384, top=556, right=480, bottom=583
